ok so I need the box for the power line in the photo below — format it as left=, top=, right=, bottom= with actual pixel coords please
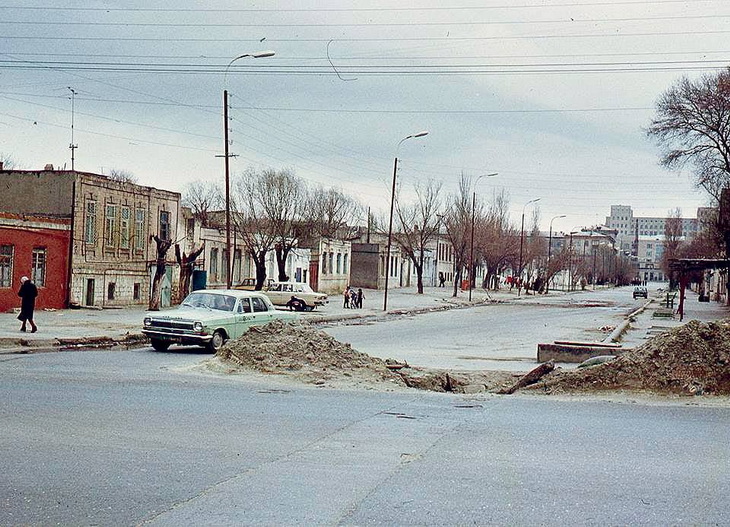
left=3, top=29, right=730, bottom=44
left=0, top=1, right=722, bottom=13
left=3, top=14, right=730, bottom=28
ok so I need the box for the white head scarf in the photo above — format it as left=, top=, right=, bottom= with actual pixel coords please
left=20, top=276, right=28, bottom=283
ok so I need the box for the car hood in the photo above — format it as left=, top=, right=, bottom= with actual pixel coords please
left=145, top=306, right=229, bottom=322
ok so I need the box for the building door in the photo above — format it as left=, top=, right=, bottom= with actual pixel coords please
left=85, top=279, right=95, bottom=306
left=309, top=260, right=319, bottom=291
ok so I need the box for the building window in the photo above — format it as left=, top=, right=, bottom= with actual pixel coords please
left=120, top=207, right=130, bottom=249
left=159, top=211, right=171, bottom=241
left=32, top=248, right=46, bottom=287
left=328, top=253, right=334, bottom=275
left=336, top=253, right=342, bottom=274
left=133, top=283, right=141, bottom=300
left=105, top=204, right=117, bottom=248
left=321, top=253, right=327, bottom=274
left=0, top=244, right=12, bottom=287
left=186, top=218, right=195, bottom=240
left=107, top=282, right=116, bottom=300
left=343, top=253, right=349, bottom=274
left=85, top=201, right=97, bottom=244
left=222, top=249, right=229, bottom=285
left=135, top=209, right=146, bottom=250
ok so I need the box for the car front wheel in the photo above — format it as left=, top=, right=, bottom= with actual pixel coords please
left=150, top=339, right=170, bottom=352
left=206, top=330, right=226, bottom=353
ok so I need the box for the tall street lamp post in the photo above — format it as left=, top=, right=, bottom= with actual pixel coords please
left=383, top=131, right=429, bottom=311
left=517, top=198, right=540, bottom=296
left=221, top=51, right=275, bottom=289
left=546, top=214, right=566, bottom=293
left=469, top=173, right=498, bottom=301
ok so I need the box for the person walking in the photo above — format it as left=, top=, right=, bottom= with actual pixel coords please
left=343, top=286, right=351, bottom=308
left=356, top=288, right=364, bottom=309
left=18, top=276, right=38, bottom=333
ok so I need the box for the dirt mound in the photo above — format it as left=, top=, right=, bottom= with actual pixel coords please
left=215, top=320, right=518, bottom=393
left=534, top=320, right=730, bottom=396
left=216, top=320, right=407, bottom=389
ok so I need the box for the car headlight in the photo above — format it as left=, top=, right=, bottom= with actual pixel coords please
left=193, top=321, right=204, bottom=332
left=143, top=317, right=151, bottom=327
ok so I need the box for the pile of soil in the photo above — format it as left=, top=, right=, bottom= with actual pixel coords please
left=215, top=320, right=518, bottom=393
left=216, top=320, right=407, bottom=390
left=533, top=320, right=730, bottom=396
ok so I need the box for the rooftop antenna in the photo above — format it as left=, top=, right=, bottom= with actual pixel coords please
left=68, top=87, right=78, bottom=171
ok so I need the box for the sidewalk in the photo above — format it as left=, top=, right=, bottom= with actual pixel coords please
left=0, top=286, right=509, bottom=353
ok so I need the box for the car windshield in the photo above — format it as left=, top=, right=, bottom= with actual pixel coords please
left=182, top=292, right=236, bottom=312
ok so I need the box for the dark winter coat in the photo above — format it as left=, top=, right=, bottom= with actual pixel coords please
left=18, top=281, right=38, bottom=321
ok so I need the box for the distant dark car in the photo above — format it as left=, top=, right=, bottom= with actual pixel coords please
left=633, top=286, right=648, bottom=299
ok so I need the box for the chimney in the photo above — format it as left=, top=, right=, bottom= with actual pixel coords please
left=44, top=163, right=54, bottom=171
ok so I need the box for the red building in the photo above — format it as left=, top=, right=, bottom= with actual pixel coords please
left=0, top=213, right=71, bottom=312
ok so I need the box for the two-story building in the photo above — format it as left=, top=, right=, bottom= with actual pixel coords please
left=0, top=168, right=180, bottom=308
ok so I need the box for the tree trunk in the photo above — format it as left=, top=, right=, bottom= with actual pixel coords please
left=175, top=242, right=205, bottom=304
left=253, top=250, right=268, bottom=290
left=275, top=244, right=290, bottom=282
left=149, top=235, right=172, bottom=311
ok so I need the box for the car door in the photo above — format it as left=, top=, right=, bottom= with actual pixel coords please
left=234, top=297, right=255, bottom=337
left=250, top=295, right=274, bottom=326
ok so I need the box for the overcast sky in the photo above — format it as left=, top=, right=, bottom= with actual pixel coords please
left=1, top=0, right=726, bottom=232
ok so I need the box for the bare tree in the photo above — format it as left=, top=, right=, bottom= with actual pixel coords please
left=182, top=180, right=223, bottom=227
left=393, top=179, right=443, bottom=293
left=661, top=208, right=684, bottom=289
left=0, top=153, right=18, bottom=169
left=477, top=189, right=518, bottom=290
left=647, top=68, right=730, bottom=202
left=108, top=169, right=138, bottom=184
left=231, top=169, right=278, bottom=290
left=301, top=185, right=361, bottom=240
left=255, top=168, right=304, bottom=282
left=442, top=175, right=472, bottom=297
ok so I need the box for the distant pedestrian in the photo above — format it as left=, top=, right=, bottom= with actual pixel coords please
left=18, top=276, right=38, bottom=333
left=356, top=288, right=364, bottom=308
left=438, top=272, right=445, bottom=288
left=343, top=286, right=351, bottom=308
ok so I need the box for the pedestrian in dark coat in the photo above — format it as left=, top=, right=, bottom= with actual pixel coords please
left=356, top=288, right=364, bottom=308
left=18, top=276, right=38, bottom=333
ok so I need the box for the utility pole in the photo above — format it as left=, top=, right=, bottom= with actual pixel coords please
left=68, top=87, right=78, bottom=171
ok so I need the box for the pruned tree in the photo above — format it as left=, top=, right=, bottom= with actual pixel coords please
left=108, top=169, right=138, bottom=184
left=647, top=68, right=730, bottom=202
left=393, top=179, right=443, bottom=293
left=149, top=234, right=172, bottom=310
left=175, top=242, right=205, bottom=303
left=442, top=174, right=472, bottom=297
left=182, top=180, right=223, bottom=227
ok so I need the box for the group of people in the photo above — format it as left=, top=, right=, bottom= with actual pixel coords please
left=343, top=286, right=364, bottom=309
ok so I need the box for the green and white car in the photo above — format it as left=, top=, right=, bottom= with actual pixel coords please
left=142, top=289, right=297, bottom=352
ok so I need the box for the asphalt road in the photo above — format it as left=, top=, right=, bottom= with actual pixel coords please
left=324, top=287, right=648, bottom=370
left=1, top=347, right=729, bottom=526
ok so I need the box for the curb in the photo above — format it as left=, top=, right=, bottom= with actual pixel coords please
left=0, top=333, right=148, bottom=355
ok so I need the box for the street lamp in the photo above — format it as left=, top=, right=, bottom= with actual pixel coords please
left=469, top=173, right=498, bottom=301
left=383, top=131, right=429, bottom=311
left=517, top=198, right=540, bottom=296
left=221, top=51, right=275, bottom=289
left=546, top=214, right=566, bottom=293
